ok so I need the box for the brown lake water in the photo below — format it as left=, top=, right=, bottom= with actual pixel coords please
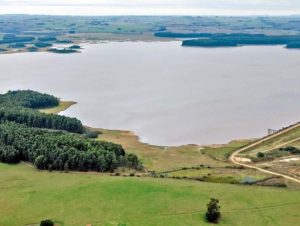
left=1, top=42, right=300, bottom=146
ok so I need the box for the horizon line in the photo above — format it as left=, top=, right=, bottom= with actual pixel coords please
left=1, top=13, right=300, bottom=17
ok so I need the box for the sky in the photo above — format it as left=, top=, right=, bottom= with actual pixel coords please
left=0, top=0, right=299, bottom=16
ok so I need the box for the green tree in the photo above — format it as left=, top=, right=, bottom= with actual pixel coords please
left=205, top=198, right=221, bottom=223
left=127, top=153, right=139, bottom=169
left=40, top=219, right=54, bottom=226
left=34, top=155, right=48, bottom=169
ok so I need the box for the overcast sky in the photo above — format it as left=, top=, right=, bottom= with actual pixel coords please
left=0, top=0, right=299, bottom=16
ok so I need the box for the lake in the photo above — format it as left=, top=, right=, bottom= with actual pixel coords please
left=1, top=42, right=300, bottom=146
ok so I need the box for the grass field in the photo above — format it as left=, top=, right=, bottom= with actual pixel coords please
left=0, top=163, right=300, bottom=226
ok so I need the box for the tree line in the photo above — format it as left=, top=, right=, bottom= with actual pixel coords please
left=182, top=34, right=300, bottom=47
left=0, top=121, right=141, bottom=172
left=0, top=106, right=84, bottom=133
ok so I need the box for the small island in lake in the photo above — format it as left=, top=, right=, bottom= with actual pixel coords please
left=47, top=47, right=80, bottom=54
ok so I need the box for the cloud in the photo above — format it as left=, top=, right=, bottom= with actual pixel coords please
left=0, top=0, right=299, bottom=15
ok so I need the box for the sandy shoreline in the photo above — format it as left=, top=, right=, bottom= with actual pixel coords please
left=53, top=100, right=252, bottom=149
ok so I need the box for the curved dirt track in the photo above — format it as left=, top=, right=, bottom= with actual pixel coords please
left=229, top=123, right=300, bottom=184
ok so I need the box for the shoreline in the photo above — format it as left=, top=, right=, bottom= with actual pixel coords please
left=0, top=34, right=172, bottom=55
left=54, top=100, right=251, bottom=149
left=48, top=101, right=254, bottom=172
left=2, top=37, right=300, bottom=55
left=33, top=98, right=300, bottom=187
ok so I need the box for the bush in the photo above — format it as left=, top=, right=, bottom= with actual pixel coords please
left=34, top=155, right=48, bottom=170
left=279, top=146, right=300, bottom=154
left=40, top=219, right=54, bottom=226
left=257, top=152, right=265, bottom=159
left=85, top=131, right=100, bottom=139
left=0, top=144, right=20, bottom=164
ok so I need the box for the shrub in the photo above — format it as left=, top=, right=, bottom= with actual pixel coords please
left=279, top=146, right=300, bottom=154
left=34, top=155, right=48, bottom=170
left=257, top=152, right=265, bottom=158
left=40, top=219, right=54, bottom=226
left=85, top=131, right=100, bottom=139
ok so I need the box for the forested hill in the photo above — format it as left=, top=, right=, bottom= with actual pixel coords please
left=0, top=90, right=142, bottom=172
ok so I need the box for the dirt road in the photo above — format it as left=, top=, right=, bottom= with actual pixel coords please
left=229, top=123, right=300, bottom=184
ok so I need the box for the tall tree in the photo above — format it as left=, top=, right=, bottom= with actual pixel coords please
left=205, top=198, right=221, bottom=223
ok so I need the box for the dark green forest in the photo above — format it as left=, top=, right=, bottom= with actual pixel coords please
left=182, top=34, right=300, bottom=48
left=0, top=90, right=141, bottom=172
left=182, top=39, right=238, bottom=47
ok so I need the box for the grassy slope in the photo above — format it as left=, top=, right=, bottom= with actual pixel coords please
left=169, top=167, right=268, bottom=181
left=1, top=163, right=300, bottom=226
left=240, top=125, right=300, bottom=157
left=95, top=128, right=232, bottom=172
left=202, top=140, right=253, bottom=161
left=39, top=101, right=76, bottom=114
